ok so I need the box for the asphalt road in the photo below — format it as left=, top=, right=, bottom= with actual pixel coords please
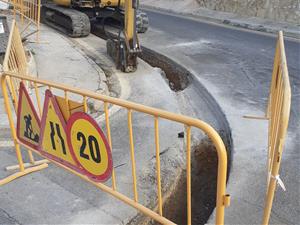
left=140, top=9, right=300, bottom=224
left=142, top=9, right=300, bottom=128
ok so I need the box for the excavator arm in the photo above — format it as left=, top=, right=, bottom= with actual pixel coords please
left=107, top=0, right=140, bottom=72
left=42, top=0, right=143, bottom=72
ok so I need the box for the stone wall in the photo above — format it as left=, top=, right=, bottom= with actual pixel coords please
left=197, top=0, right=300, bottom=24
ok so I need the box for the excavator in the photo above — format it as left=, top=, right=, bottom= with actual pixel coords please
left=42, top=0, right=148, bottom=72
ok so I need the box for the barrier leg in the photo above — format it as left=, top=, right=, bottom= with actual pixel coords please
left=262, top=139, right=284, bottom=225
left=6, top=159, right=49, bottom=171
left=0, top=75, right=48, bottom=186
left=0, top=163, right=48, bottom=186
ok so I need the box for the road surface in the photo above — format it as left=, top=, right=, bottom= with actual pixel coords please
left=141, top=9, right=300, bottom=225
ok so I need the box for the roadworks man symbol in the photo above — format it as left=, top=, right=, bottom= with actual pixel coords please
left=39, top=90, right=77, bottom=169
left=67, top=112, right=113, bottom=182
left=17, top=82, right=41, bottom=150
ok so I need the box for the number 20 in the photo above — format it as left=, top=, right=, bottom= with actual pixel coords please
left=77, top=132, right=101, bottom=163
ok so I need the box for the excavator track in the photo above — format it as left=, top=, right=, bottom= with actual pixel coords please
left=41, top=4, right=90, bottom=37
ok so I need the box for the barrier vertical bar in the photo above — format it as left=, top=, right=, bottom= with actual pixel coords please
left=36, top=0, right=40, bottom=42
left=33, top=82, right=42, bottom=116
left=20, top=0, right=24, bottom=24
left=64, top=90, right=70, bottom=119
left=154, top=117, right=163, bottom=216
left=104, top=102, right=117, bottom=190
left=1, top=76, right=25, bottom=173
left=7, top=76, right=18, bottom=110
left=186, top=125, right=191, bottom=225
left=128, top=109, right=138, bottom=202
left=83, top=96, right=87, bottom=112
left=13, top=0, right=16, bottom=16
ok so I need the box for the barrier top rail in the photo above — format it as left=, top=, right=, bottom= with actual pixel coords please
left=1, top=71, right=230, bottom=225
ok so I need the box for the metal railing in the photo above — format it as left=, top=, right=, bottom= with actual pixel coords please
left=262, top=31, right=291, bottom=225
left=3, top=20, right=27, bottom=110
left=16, top=0, right=41, bottom=41
left=0, top=0, right=41, bottom=41
left=1, top=19, right=48, bottom=171
left=1, top=71, right=230, bottom=224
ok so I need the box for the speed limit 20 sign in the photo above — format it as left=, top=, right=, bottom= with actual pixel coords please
left=67, top=112, right=113, bottom=182
left=37, top=89, right=113, bottom=182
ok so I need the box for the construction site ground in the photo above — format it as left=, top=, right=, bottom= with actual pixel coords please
left=0, top=6, right=299, bottom=225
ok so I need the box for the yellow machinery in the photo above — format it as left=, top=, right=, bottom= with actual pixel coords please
left=42, top=0, right=147, bottom=71
left=106, top=0, right=141, bottom=72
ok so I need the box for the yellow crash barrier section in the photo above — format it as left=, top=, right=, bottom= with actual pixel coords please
left=1, top=19, right=48, bottom=171
left=3, top=20, right=28, bottom=110
left=243, top=31, right=291, bottom=225
left=262, top=31, right=291, bottom=225
left=1, top=72, right=230, bottom=225
left=0, top=0, right=41, bottom=41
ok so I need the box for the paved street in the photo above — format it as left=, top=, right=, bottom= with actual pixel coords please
left=140, top=9, right=300, bottom=224
left=0, top=7, right=299, bottom=224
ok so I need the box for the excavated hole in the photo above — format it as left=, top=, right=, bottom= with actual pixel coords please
left=129, top=138, right=223, bottom=225
left=157, top=139, right=218, bottom=225
left=139, top=47, right=190, bottom=92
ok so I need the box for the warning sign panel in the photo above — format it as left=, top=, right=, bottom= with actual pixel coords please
left=39, top=90, right=77, bottom=168
left=15, top=85, right=113, bottom=183
left=55, top=95, right=84, bottom=121
left=67, top=112, right=113, bottom=182
left=17, top=82, right=41, bottom=150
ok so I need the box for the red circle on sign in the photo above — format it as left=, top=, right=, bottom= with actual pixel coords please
left=66, top=112, right=113, bottom=182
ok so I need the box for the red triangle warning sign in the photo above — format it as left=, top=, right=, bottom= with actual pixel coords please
left=17, top=82, right=41, bottom=150
left=39, top=90, right=77, bottom=169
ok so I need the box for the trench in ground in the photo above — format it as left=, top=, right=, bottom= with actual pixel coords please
left=131, top=138, right=220, bottom=225
left=136, top=48, right=231, bottom=225
left=90, top=24, right=232, bottom=225
left=134, top=50, right=231, bottom=225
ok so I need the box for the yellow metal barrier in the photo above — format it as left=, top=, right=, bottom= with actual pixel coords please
left=1, top=19, right=48, bottom=171
left=3, top=20, right=27, bottom=109
left=16, top=0, right=41, bottom=41
left=1, top=71, right=230, bottom=224
left=3, top=20, right=27, bottom=74
left=0, top=0, right=41, bottom=41
left=262, top=31, right=291, bottom=225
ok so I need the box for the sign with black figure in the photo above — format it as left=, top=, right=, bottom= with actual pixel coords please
left=16, top=82, right=41, bottom=150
